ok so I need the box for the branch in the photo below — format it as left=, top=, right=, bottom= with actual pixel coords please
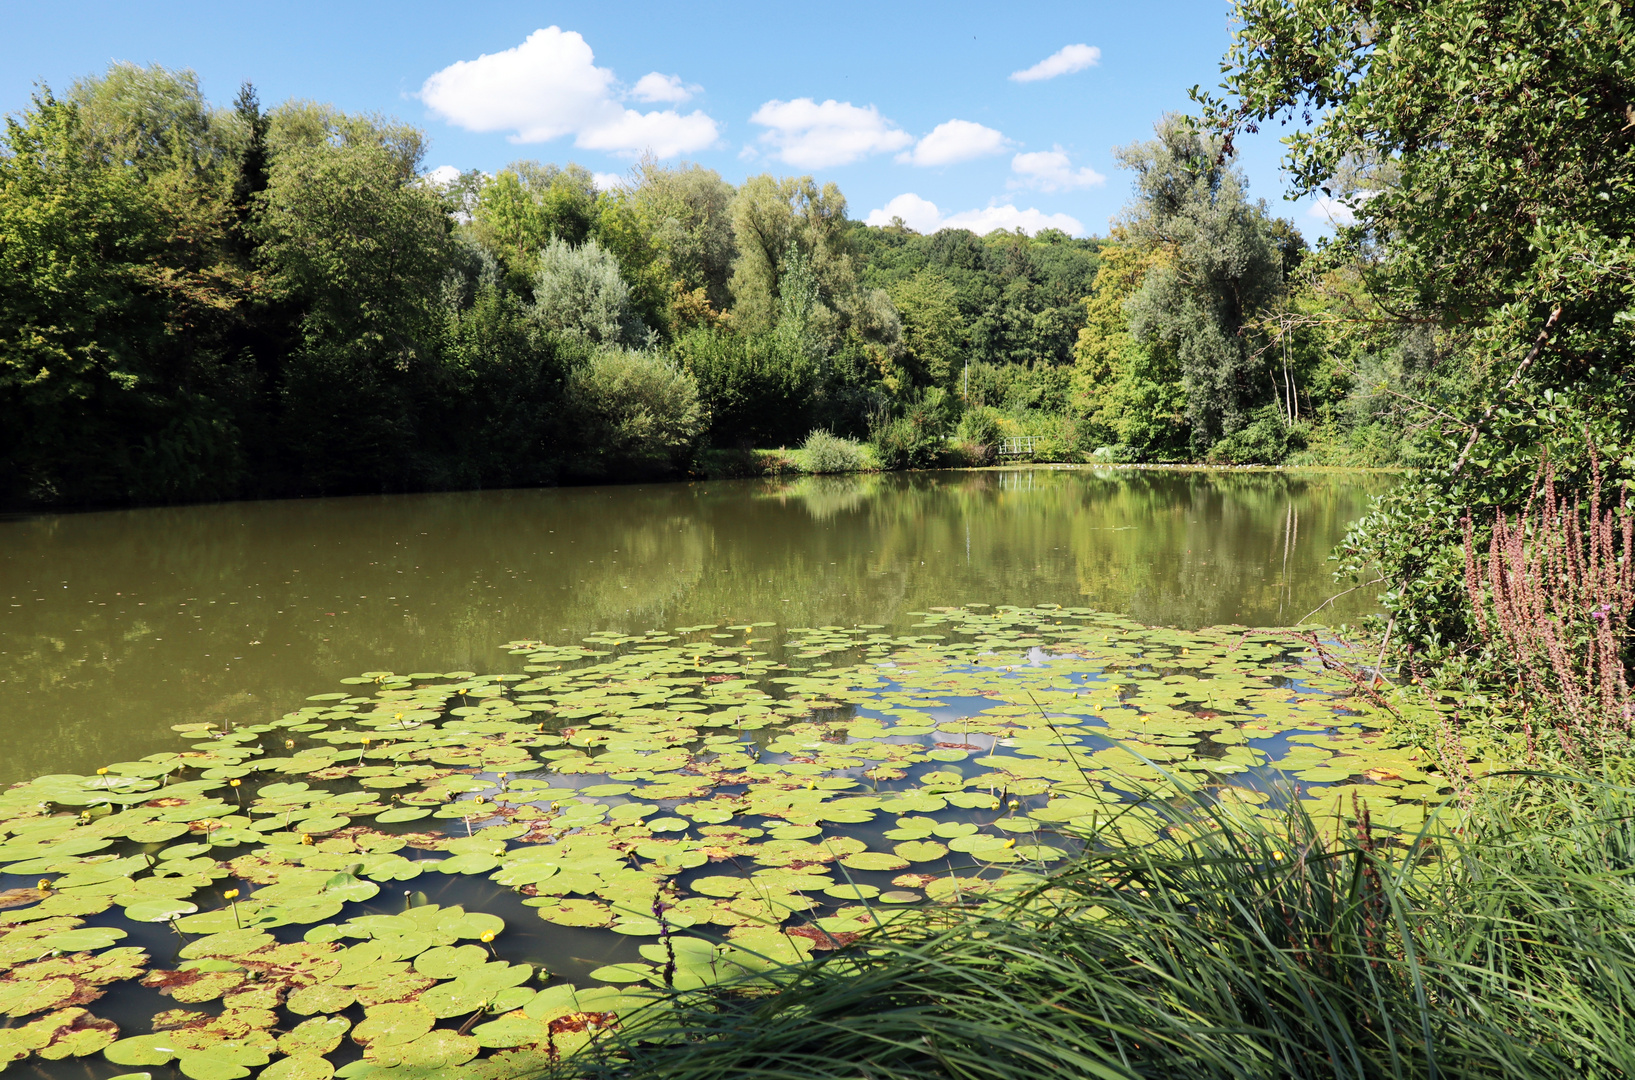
left=1449, top=306, right=1563, bottom=478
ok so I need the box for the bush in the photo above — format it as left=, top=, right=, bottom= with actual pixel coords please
left=564, top=348, right=705, bottom=476
left=531, top=237, right=645, bottom=346
left=1206, top=405, right=1305, bottom=465
left=800, top=429, right=865, bottom=474
left=674, top=328, right=818, bottom=448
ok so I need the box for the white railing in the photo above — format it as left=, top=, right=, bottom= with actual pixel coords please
left=997, top=436, right=1040, bottom=457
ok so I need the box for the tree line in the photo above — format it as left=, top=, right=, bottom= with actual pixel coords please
left=3, top=62, right=1439, bottom=509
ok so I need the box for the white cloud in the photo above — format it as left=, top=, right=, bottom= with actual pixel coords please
left=864, top=193, right=1084, bottom=237
left=1009, top=148, right=1105, bottom=192
left=749, top=98, right=912, bottom=168
left=422, top=164, right=462, bottom=187
left=1009, top=44, right=1101, bottom=83
left=898, top=119, right=1009, bottom=167
left=1307, top=195, right=1359, bottom=226
left=631, top=72, right=693, bottom=104
left=592, top=171, right=626, bottom=191
left=420, top=27, right=719, bottom=158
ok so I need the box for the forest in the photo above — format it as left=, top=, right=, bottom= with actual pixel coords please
left=1, top=63, right=1424, bottom=510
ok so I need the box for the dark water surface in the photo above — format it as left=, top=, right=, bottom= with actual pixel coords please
left=0, top=468, right=1394, bottom=787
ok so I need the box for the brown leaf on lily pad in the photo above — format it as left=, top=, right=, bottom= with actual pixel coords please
left=0, top=889, right=50, bottom=910
left=151, top=1008, right=211, bottom=1032
left=140, top=968, right=247, bottom=1003
left=784, top=924, right=861, bottom=951
left=31, top=1006, right=120, bottom=1061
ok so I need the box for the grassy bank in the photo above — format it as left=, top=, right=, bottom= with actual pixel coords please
left=559, top=772, right=1635, bottom=1080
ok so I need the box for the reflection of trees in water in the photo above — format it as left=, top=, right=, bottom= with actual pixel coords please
left=0, top=470, right=1395, bottom=783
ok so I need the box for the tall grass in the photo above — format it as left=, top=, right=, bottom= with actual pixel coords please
left=560, top=775, right=1635, bottom=1080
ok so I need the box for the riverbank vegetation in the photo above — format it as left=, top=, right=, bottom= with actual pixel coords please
left=6, top=56, right=1443, bottom=510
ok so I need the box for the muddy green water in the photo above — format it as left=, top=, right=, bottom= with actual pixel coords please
left=0, top=468, right=1392, bottom=788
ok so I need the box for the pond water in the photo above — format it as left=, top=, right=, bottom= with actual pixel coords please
left=0, top=467, right=1431, bottom=1080
left=0, top=468, right=1392, bottom=788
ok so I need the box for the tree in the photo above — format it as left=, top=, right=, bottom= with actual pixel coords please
left=252, top=108, right=451, bottom=490
left=530, top=236, right=646, bottom=346
left=1199, top=0, right=1635, bottom=653
left=0, top=90, right=247, bottom=504
left=728, top=175, right=856, bottom=335
left=1117, top=115, right=1286, bottom=451
left=888, top=270, right=965, bottom=388
left=469, top=162, right=599, bottom=280
left=628, top=157, right=737, bottom=314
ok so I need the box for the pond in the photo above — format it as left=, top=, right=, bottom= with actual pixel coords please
left=1, top=468, right=1444, bottom=1080
left=1, top=468, right=1390, bottom=788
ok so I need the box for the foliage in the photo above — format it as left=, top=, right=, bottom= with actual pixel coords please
left=564, top=348, right=705, bottom=476
left=798, top=429, right=866, bottom=474
left=0, top=89, right=247, bottom=505
left=1206, top=404, right=1305, bottom=465
left=672, top=327, right=817, bottom=448
left=571, top=773, right=1635, bottom=1080
left=1201, top=0, right=1635, bottom=667
left=530, top=237, right=646, bottom=347
left=1118, top=115, right=1288, bottom=452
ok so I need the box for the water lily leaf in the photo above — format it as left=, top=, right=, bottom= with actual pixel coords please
left=891, top=841, right=949, bottom=862
left=123, top=899, right=199, bottom=923
left=878, top=890, right=921, bottom=904
left=588, top=962, right=653, bottom=984
left=838, top=851, right=909, bottom=872
left=375, top=808, right=431, bottom=823
left=285, top=983, right=357, bottom=1016
left=175, top=1043, right=270, bottom=1080
left=412, top=944, right=486, bottom=980
left=822, top=883, right=879, bottom=900
left=532, top=899, right=612, bottom=928
left=276, top=1016, right=350, bottom=1057
left=41, top=927, right=126, bottom=952
left=352, top=1002, right=434, bottom=1048
left=105, top=1034, right=179, bottom=1067
left=261, top=1053, right=335, bottom=1080
left=380, top=1029, right=479, bottom=1068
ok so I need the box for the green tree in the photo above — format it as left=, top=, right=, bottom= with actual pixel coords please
left=1118, top=115, right=1287, bottom=451
left=1199, top=0, right=1635, bottom=653
left=0, top=90, right=247, bottom=504
left=888, top=270, right=965, bottom=388
left=628, top=157, right=737, bottom=316
left=252, top=108, right=451, bottom=490
left=530, top=236, right=645, bottom=346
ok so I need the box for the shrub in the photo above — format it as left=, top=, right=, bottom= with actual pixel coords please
left=800, top=429, right=865, bottom=474
left=531, top=237, right=645, bottom=346
left=673, top=328, right=818, bottom=448
left=564, top=348, right=705, bottom=476
left=1206, top=405, right=1304, bottom=465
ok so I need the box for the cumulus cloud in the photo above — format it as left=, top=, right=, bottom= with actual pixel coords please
left=631, top=72, right=693, bottom=104
left=1307, top=195, right=1360, bottom=226
left=422, top=164, right=462, bottom=187
left=749, top=98, right=912, bottom=168
left=592, top=171, right=626, bottom=190
left=1009, top=148, right=1105, bottom=192
left=864, top=193, right=1084, bottom=237
left=420, top=27, right=718, bottom=158
left=898, top=119, right=1009, bottom=167
left=1009, top=44, right=1101, bottom=83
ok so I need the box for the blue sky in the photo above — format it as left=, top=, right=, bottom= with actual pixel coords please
left=1, top=0, right=1337, bottom=238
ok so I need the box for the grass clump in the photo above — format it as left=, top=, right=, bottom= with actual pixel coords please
left=799, top=429, right=867, bottom=474
left=563, top=775, right=1635, bottom=1080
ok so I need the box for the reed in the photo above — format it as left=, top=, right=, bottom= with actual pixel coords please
left=559, top=775, right=1635, bottom=1080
